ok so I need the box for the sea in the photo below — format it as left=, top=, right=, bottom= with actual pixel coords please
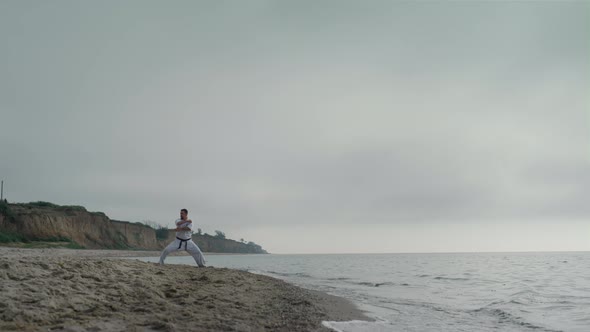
left=131, top=252, right=590, bottom=332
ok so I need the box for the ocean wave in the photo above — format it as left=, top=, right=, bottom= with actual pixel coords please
left=353, top=281, right=403, bottom=288
left=433, top=276, right=470, bottom=281
left=471, top=307, right=563, bottom=332
left=263, top=270, right=313, bottom=278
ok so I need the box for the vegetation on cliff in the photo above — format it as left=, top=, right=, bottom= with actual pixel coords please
left=0, top=200, right=16, bottom=222
left=191, top=233, right=267, bottom=254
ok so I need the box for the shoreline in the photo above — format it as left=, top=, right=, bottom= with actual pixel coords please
left=0, top=247, right=371, bottom=331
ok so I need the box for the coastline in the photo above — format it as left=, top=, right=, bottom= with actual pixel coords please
left=0, top=247, right=370, bottom=331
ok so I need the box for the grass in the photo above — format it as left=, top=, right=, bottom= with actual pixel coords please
left=0, top=230, right=87, bottom=249
left=0, top=231, right=26, bottom=243
left=15, top=201, right=87, bottom=212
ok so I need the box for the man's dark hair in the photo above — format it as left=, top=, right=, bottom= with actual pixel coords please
left=181, top=208, right=188, bottom=214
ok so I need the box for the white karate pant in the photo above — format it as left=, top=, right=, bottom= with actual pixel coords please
left=159, top=238, right=206, bottom=267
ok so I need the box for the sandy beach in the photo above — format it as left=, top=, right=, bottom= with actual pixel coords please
left=0, top=248, right=369, bottom=332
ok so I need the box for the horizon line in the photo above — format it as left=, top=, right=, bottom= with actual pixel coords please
left=268, top=250, right=590, bottom=255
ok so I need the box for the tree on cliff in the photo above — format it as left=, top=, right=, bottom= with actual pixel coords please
left=140, top=220, right=168, bottom=240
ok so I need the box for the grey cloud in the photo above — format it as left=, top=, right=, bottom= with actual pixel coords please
left=1, top=1, right=589, bottom=246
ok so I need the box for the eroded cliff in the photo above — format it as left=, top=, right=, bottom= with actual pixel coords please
left=0, top=203, right=159, bottom=249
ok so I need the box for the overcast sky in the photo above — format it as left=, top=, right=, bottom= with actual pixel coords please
left=1, top=1, right=589, bottom=253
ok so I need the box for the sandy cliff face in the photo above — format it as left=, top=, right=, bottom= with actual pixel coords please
left=111, top=220, right=159, bottom=249
left=0, top=204, right=160, bottom=249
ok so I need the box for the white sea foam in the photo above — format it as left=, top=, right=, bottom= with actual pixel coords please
left=322, top=320, right=394, bottom=332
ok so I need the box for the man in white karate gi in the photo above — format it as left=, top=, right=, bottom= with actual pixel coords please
left=159, top=208, right=206, bottom=267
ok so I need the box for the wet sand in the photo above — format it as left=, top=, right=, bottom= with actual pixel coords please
left=0, top=248, right=370, bottom=331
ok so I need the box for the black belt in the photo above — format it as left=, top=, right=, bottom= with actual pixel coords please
left=176, top=237, right=191, bottom=250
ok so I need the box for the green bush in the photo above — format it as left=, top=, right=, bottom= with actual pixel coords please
left=0, top=201, right=16, bottom=222
left=0, top=231, right=25, bottom=243
left=58, top=205, right=87, bottom=212
left=65, top=242, right=85, bottom=249
left=25, top=201, right=60, bottom=208
left=29, top=235, right=72, bottom=242
left=155, top=226, right=169, bottom=240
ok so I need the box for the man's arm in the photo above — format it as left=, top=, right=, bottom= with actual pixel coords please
left=175, top=219, right=192, bottom=231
